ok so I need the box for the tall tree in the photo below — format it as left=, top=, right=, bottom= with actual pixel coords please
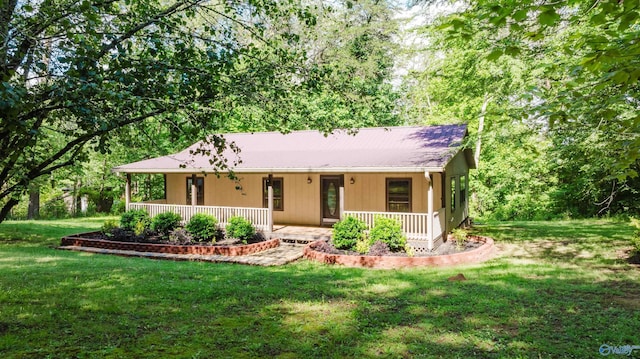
left=434, top=0, right=640, bottom=216
left=0, top=0, right=320, bottom=223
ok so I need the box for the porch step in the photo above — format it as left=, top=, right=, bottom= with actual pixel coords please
left=269, top=233, right=331, bottom=245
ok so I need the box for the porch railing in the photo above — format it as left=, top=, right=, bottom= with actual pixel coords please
left=128, top=203, right=270, bottom=232
left=343, top=210, right=444, bottom=241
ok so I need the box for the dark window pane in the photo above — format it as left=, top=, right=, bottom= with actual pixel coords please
left=263, top=177, right=284, bottom=211
left=386, top=178, right=411, bottom=212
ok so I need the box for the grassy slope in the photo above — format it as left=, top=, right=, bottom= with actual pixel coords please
left=0, top=218, right=638, bottom=358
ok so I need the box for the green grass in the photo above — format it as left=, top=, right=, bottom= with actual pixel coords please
left=1, top=218, right=639, bottom=358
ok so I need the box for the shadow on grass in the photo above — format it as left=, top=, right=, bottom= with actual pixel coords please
left=473, top=219, right=637, bottom=269
left=1, top=252, right=639, bottom=358
left=1, top=218, right=639, bottom=358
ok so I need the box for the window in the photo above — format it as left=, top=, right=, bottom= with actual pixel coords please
left=386, top=178, right=411, bottom=212
left=460, top=175, right=467, bottom=206
left=186, top=177, right=204, bottom=205
left=263, top=177, right=284, bottom=211
left=451, top=177, right=456, bottom=212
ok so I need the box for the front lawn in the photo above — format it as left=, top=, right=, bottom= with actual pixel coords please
left=0, top=218, right=638, bottom=358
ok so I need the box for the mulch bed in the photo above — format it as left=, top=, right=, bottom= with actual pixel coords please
left=60, top=231, right=279, bottom=256
left=316, top=240, right=483, bottom=258
left=304, top=235, right=495, bottom=268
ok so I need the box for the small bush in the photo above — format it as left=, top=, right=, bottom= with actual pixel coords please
left=101, top=219, right=119, bottom=237
left=369, top=216, right=406, bottom=252
left=111, top=200, right=126, bottom=215
left=451, top=228, right=468, bottom=251
left=168, top=228, right=193, bottom=244
left=368, top=241, right=391, bottom=256
left=120, top=209, right=151, bottom=232
left=332, top=216, right=367, bottom=250
left=314, top=240, right=339, bottom=254
left=186, top=213, right=218, bottom=242
left=355, top=238, right=371, bottom=254
left=404, top=244, right=415, bottom=257
left=225, top=216, right=255, bottom=242
left=151, top=212, right=182, bottom=237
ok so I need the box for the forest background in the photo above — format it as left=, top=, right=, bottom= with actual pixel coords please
left=1, top=0, right=638, bottom=222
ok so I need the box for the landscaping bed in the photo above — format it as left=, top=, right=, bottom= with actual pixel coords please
left=304, top=235, right=494, bottom=268
left=60, top=231, right=280, bottom=256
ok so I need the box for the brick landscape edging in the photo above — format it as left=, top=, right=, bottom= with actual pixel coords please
left=303, top=235, right=495, bottom=269
left=60, top=232, right=280, bottom=256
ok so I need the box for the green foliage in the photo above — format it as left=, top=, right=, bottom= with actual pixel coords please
left=134, top=221, right=146, bottom=237
left=185, top=213, right=218, bottom=242
left=369, top=217, right=406, bottom=252
left=0, top=0, right=351, bottom=224
left=631, top=218, right=640, bottom=254
left=225, top=216, right=256, bottom=242
left=151, top=212, right=182, bottom=237
left=101, top=219, right=119, bottom=237
left=120, top=209, right=151, bottom=232
left=354, top=238, right=372, bottom=254
left=332, top=216, right=367, bottom=250
left=451, top=228, right=469, bottom=251
left=39, top=197, right=70, bottom=220
left=1, top=217, right=640, bottom=358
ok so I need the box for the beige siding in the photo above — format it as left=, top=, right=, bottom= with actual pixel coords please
left=164, top=171, right=447, bottom=226
left=444, top=151, right=471, bottom=231
left=344, top=172, right=436, bottom=213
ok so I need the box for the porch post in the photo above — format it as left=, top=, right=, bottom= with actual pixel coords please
left=339, top=178, right=345, bottom=221
left=426, top=171, right=434, bottom=251
left=125, top=173, right=131, bottom=211
left=267, top=175, right=274, bottom=232
left=191, top=174, right=197, bottom=207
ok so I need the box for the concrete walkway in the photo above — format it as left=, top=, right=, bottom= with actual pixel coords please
left=58, top=242, right=306, bottom=266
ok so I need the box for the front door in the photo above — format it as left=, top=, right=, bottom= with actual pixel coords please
left=321, top=176, right=342, bottom=225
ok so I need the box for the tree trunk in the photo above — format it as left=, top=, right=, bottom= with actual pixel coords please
left=474, top=93, right=491, bottom=168
left=27, top=186, right=40, bottom=220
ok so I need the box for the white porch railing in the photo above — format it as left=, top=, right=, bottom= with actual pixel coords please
left=343, top=210, right=437, bottom=241
left=128, top=203, right=270, bottom=232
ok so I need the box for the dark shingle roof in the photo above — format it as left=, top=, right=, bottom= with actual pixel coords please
left=113, top=124, right=472, bottom=174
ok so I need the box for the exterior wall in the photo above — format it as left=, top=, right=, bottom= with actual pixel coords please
left=344, top=172, right=442, bottom=213
left=444, top=151, right=471, bottom=232
left=164, top=171, right=445, bottom=226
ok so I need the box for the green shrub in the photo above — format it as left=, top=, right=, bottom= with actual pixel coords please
left=151, top=212, right=182, bottom=237
left=120, top=209, right=151, bottom=232
left=226, top=216, right=256, bottom=242
left=369, top=216, right=406, bottom=252
left=332, top=216, right=367, bottom=250
left=111, top=200, right=126, bottom=215
left=101, top=219, right=119, bottom=237
left=632, top=233, right=640, bottom=254
left=355, top=238, right=371, bottom=254
left=186, top=213, right=218, bottom=242
left=40, top=197, right=69, bottom=219
left=451, top=228, right=469, bottom=251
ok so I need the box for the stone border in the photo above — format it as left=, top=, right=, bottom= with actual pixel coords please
left=60, top=232, right=280, bottom=256
left=303, top=235, right=495, bottom=269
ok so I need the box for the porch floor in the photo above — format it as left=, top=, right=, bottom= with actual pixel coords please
left=269, top=225, right=332, bottom=244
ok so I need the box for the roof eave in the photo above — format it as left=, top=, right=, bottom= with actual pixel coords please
left=112, top=166, right=445, bottom=175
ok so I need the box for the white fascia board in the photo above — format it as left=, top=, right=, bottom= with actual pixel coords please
left=113, top=166, right=445, bottom=174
